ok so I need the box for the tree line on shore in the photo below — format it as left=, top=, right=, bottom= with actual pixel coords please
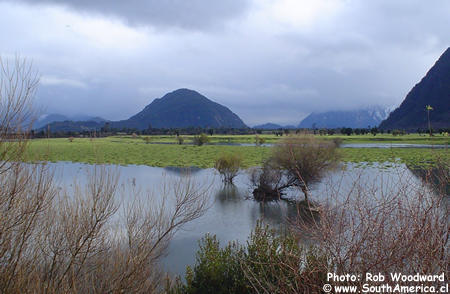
left=27, top=124, right=450, bottom=139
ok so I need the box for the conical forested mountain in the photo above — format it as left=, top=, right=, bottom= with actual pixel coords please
left=114, top=89, right=247, bottom=129
left=380, top=48, right=450, bottom=130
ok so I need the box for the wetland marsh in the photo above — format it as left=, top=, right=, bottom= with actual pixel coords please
left=26, top=134, right=449, bottom=168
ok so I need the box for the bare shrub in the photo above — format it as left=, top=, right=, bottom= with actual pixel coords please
left=0, top=56, right=212, bottom=293
left=215, top=153, right=242, bottom=184
left=243, top=164, right=448, bottom=293
left=0, top=57, right=57, bottom=292
left=0, top=56, right=38, bottom=173
left=0, top=163, right=57, bottom=292
left=67, top=171, right=209, bottom=293
left=33, top=166, right=120, bottom=292
left=300, top=164, right=448, bottom=288
left=1, top=165, right=211, bottom=293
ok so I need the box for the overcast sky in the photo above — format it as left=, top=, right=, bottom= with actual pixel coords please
left=1, top=0, right=448, bottom=126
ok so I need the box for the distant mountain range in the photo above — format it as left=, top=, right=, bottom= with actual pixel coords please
left=253, top=123, right=296, bottom=130
left=34, top=114, right=106, bottom=129
left=298, top=105, right=393, bottom=129
left=37, top=120, right=106, bottom=133
left=38, top=89, right=247, bottom=132
left=380, top=47, right=450, bottom=130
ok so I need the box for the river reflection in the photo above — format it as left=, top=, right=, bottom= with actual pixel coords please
left=48, top=161, right=442, bottom=276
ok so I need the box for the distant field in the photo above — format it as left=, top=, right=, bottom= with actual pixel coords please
left=26, top=136, right=448, bottom=168
left=101, top=133, right=449, bottom=144
left=323, top=133, right=449, bottom=144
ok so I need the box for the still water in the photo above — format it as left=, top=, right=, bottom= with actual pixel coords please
left=48, top=161, right=442, bottom=276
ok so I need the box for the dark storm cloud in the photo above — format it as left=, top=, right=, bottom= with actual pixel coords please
left=8, top=0, right=251, bottom=29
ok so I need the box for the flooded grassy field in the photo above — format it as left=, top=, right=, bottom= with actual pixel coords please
left=26, top=136, right=448, bottom=168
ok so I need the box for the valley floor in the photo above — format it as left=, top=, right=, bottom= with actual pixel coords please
left=26, top=134, right=449, bottom=168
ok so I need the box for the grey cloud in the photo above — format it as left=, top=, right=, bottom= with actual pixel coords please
left=6, top=0, right=251, bottom=30
left=1, top=0, right=449, bottom=126
left=41, top=75, right=88, bottom=88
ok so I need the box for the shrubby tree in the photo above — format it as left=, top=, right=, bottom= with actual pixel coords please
left=341, top=127, right=352, bottom=136
left=392, top=129, right=406, bottom=136
left=215, top=153, right=243, bottom=184
left=251, top=135, right=339, bottom=202
left=192, top=133, right=210, bottom=146
left=176, top=136, right=184, bottom=145
left=250, top=158, right=286, bottom=201
left=426, top=104, right=433, bottom=136
left=254, top=135, right=265, bottom=146
left=370, top=127, right=378, bottom=136
left=143, top=136, right=152, bottom=144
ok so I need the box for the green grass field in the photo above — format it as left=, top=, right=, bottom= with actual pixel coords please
left=27, top=138, right=270, bottom=168
left=107, top=133, right=449, bottom=145
left=26, top=136, right=448, bottom=168
left=323, top=133, right=449, bottom=144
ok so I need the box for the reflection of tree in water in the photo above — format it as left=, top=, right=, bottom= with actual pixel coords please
left=248, top=200, right=315, bottom=227
left=163, top=166, right=203, bottom=176
left=249, top=202, right=287, bottom=228
left=215, top=184, right=245, bottom=204
left=246, top=200, right=320, bottom=247
left=407, top=164, right=449, bottom=196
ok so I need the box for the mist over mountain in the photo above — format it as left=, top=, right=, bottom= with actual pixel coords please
left=112, top=89, right=247, bottom=129
left=38, top=120, right=104, bottom=132
left=380, top=47, right=450, bottom=131
left=34, top=114, right=106, bottom=129
left=253, top=123, right=283, bottom=129
left=253, top=123, right=297, bottom=130
left=298, top=106, right=393, bottom=129
left=34, top=114, right=70, bottom=129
